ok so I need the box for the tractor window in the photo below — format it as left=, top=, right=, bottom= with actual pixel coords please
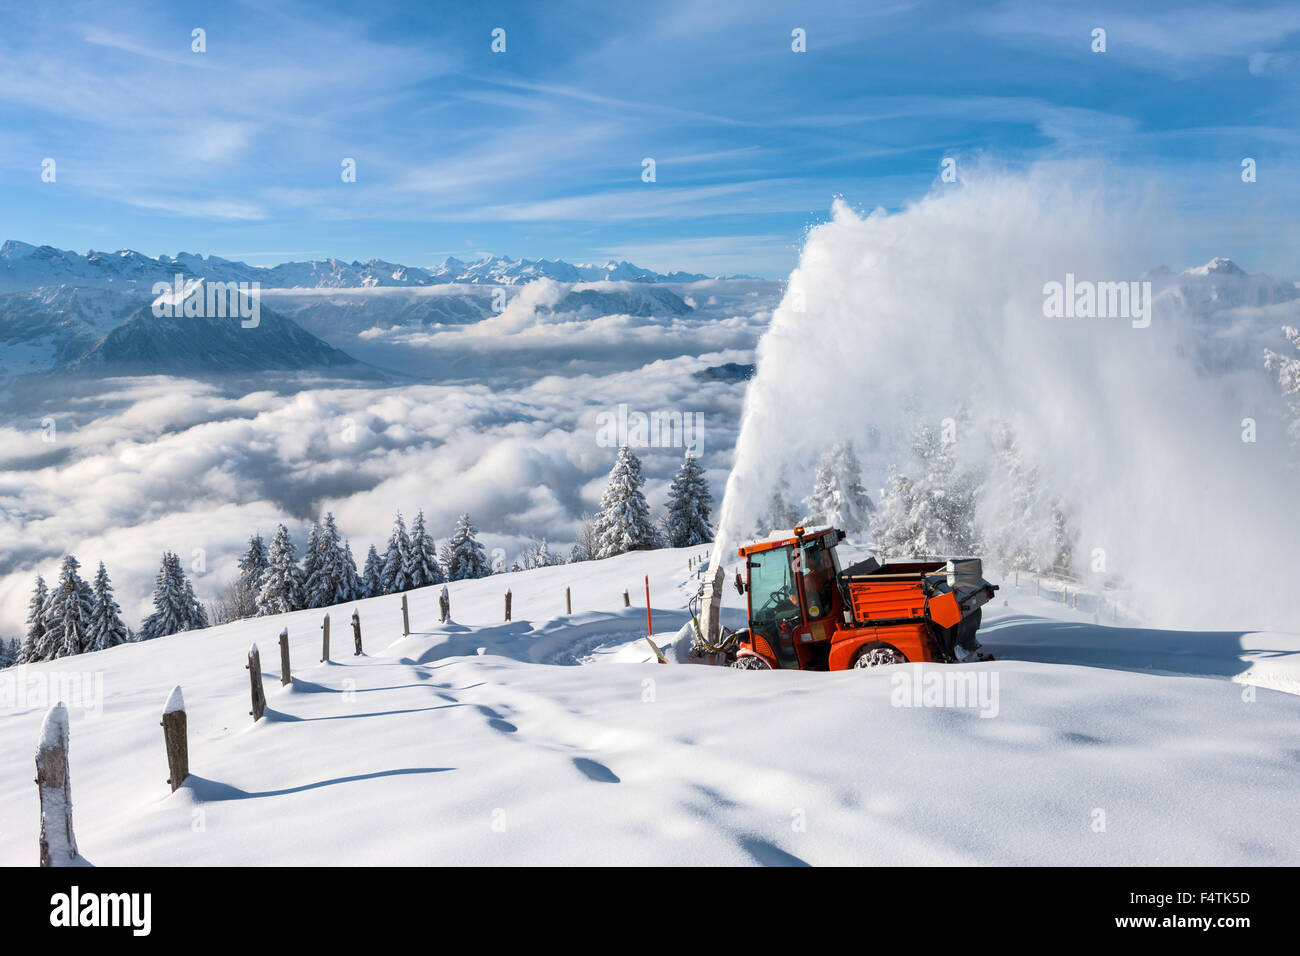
left=799, top=539, right=837, bottom=620
left=748, top=547, right=802, bottom=635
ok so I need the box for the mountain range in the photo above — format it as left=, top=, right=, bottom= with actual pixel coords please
left=0, top=240, right=727, bottom=293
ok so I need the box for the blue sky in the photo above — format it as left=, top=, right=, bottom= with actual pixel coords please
left=1, top=0, right=1298, bottom=277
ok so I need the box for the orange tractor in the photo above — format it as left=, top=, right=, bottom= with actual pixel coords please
left=688, top=526, right=997, bottom=670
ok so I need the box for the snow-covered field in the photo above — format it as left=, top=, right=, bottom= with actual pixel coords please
left=2, top=546, right=1297, bottom=866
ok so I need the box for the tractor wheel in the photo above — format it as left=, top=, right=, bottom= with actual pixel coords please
left=852, top=642, right=907, bottom=668
left=730, top=655, right=772, bottom=670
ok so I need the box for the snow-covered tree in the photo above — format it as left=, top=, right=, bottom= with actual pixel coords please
left=664, top=451, right=713, bottom=548
left=303, top=513, right=358, bottom=607
left=342, top=541, right=363, bottom=601
left=981, top=421, right=1054, bottom=573
left=86, top=562, right=129, bottom=652
left=19, top=575, right=50, bottom=663
left=755, top=474, right=800, bottom=536
left=443, top=513, right=492, bottom=581
left=362, top=545, right=384, bottom=598
left=803, top=440, right=874, bottom=534
left=405, top=510, right=445, bottom=589
left=381, top=512, right=413, bottom=594
left=515, top=536, right=555, bottom=570
left=1265, top=326, right=1300, bottom=451
left=0, top=637, right=18, bottom=668
left=42, top=555, right=96, bottom=658
left=876, top=425, right=981, bottom=557
left=139, top=552, right=208, bottom=640
left=300, top=522, right=325, bottom=608
left=593, top=446, right=656, bottom=558
left=238, top=534, right=269, bottom=592
left=257, top=524, right=304, bottom=616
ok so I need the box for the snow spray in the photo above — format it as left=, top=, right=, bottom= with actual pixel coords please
left=715, top=164, right=1299, bottom=630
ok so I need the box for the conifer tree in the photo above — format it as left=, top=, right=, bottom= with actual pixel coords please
left=19, top=574, right=50, bottom=663
left=443, top=513, right=492, bottom=580
left=665, top=451, right=713, bottom=548
left=405, top=510, right=445, bottom=589
left=381, top=512, right=413, bottom=594
left=86, top=561, right=129, bottom=652
left=257, top=524, right=304, bottom=616
left=593, top=446, right=656, bottom=558
left=43, top=555, right=96, bottom=658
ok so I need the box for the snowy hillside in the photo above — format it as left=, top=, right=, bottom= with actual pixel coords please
left=2, top=547, right=1297, bottom=866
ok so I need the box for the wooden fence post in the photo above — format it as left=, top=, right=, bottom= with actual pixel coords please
left=278, top=627, right=291, bottom=686
left=623, top=589, right=630, bottom=607
left=401, top=593, right=410, bottom=637
left=320, top=613, right=330, bottom=662
left=565, top=586, right=572, bottom=615
left=36, top=702, right=76, bottom=867
left=439, top=585, right=450, bottom=624
left=352, top=610, right=363, bottom=656
left=505, top=589, right=512, bottom=622
left=161, top=686, right=188, bottom=793
left=247, top=644, right=266, bottom=722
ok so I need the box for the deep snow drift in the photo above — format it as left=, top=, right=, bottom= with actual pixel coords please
left=715, top=168, right=1300, bottom=632
left=1, top=547, right=1297, bottom=866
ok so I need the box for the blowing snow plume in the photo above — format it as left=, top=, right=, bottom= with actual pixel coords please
left=715, top=166, right=1299, bottom=631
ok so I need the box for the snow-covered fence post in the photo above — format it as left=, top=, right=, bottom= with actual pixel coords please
left=401, top=593, right=410, bottom=637
left=623, top=589, right=630, bottom=607
left=36, top=702, right=76, bottom=867
left=161, top=686, right=188, bottom=793
left=565, top=586, right=572, bottom=616
left=247, top=644, right=266, bottom=722
left=505, top=589, right=512, bottom=622
left=352, top=610, right=363, bottom=656
left=439, top=585, right=450, bottom=624
left=278, top=627, right=291, bottom=685
left=320, top=613, right=330, bottom=662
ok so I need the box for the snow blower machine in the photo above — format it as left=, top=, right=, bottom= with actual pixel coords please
left=687, top=526, right=997, bottom=670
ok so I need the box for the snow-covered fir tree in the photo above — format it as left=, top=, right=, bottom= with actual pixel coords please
left=981, top=421, right=1054, bottom=573
left=0, top=637, right=18, bottom=668
left=139, top=552, right=208, bottom=640
left=876, top=425, right=982, bottom=557
left=238, top=534, right=269, bottom=592
left=442, top=513, right=492, bottom=580
left=593, top=446, right=656, bottom=558
left=257, top=524, right=304, bottom=616
left=300, top=522, right=325, bottom=608
left=342, top=541, right=363, bottom=601
left=42, top=555, right=96, bottom=659
left=664, top=451, right=713, bottom=548
left=362, top=545, right=384, bottom=598
left=19, top=574, right=49, bottom=663
left=755, top=473, right=800, bottom=536
left=405, top=510, right=445, bottom=589
left=381, top=512, right=413, bottom=594
left=86, top=561, right=129, bottom=652
left=802, top=440, right=874, bottom=534
left=303, top=513, right=358, bottom=607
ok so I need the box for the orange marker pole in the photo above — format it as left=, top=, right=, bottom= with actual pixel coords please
left=644, top=575, right=652, bottom=638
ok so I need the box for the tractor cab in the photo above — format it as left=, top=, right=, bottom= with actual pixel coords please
left=736, top=526, right=846, bottom=669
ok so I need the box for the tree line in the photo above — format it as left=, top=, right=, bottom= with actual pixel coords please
left=2, top=448, right=715, bottom=666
